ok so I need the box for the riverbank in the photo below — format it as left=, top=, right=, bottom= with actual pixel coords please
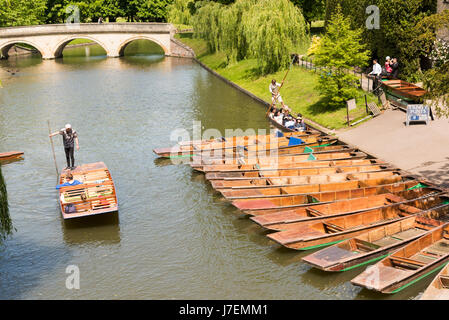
left=175, top=33, right=379, bottom=130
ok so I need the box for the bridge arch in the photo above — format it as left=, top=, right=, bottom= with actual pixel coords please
left=0, top=40, right=44, bottom=59
left=53, top=36, right=108, bottom=58
left=117, top=36, right=168, bottom=57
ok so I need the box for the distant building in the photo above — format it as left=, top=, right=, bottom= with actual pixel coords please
left=437, top=0, right=449, bottom=40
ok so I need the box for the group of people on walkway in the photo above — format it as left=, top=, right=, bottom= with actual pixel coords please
left=268, top=79, right=306, bottom=132
left=369, top=56, right=399, bottom=91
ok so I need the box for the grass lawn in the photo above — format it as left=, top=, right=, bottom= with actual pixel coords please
left=67, top=39, right=94, bottom=45
left=176, top=33, right=379, bottom=130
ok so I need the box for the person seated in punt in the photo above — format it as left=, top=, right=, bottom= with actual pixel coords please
left=293, top=114, right=307, bottom=132
left=56, top=172, right=83, bottom=190
left=268, top=106, right=277, bottom=119
left=273, top=110, right=284, bottom=125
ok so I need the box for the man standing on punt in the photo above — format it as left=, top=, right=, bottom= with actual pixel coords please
left=49, top=124, right=79, bottom=170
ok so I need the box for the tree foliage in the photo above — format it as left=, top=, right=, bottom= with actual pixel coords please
left=411, top=9, right=449, bottom=117
left=167, top=0, right=195, bottom=25
left=0, top=0, right=174, bottom=25
left=191, top=0, right=308, bottom=74
left=291, top=0, right=325, bottom=26
left=314, top=6, right=370, bottom=107
left=0, top=0, right=47, bottom=27
left=0, top=165, right=13, bottom=243
left=324, top=0, right=438, bottom=80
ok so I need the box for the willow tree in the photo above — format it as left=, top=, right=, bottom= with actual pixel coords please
left=243, top=0, right=308, bottom=74
left=314, top=6, right=370, bottom=107
left=191, top=1, right=223, bottom=52
left=218, top=0, right=256, bottom=63
left=167, top=0, right=195, bottom=25
left=0, top=165, right=13, bottom=243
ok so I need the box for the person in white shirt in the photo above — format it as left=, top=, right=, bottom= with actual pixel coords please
left=368, top=59, right=383, bottom=91
left=273, top=110, right=284, bottom=125
left=269, top=79, right=285, bottom=108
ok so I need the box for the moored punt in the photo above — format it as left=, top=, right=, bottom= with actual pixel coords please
left=421, top=262, right=449, bottom=299
left=153, top=131, right=324, bottom=158
left=303, top=205, right=449, bottom=273
left=0, top=151, right=24, bottom=162
left=58, top=162, right=118, bottom=220
left=220, top=175, right=414, bottom=201
left=177, top=129, right=320, bottom=147
left=212, top=164, right=392, bottom=182
left=228, top=169, right=402, bottom=208
left=381, top=79, right=428, bottom=102
left=265, top=201, right=434, bottom=251
left=250, top=187, right=445, bottom=229
left=195, top=151, right=368, bottom=173
left=351, top=223, right=449, bottom=294
left=192, top=141, right=346, bottom=161
left=189, top=136, right=338, bottom=165
left=205, top=159, right=385, bottom=179
left=211, top=170, right=401, bottom=191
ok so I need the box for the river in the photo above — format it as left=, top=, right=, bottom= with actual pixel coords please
left=0, top=42, right=427, bottom=300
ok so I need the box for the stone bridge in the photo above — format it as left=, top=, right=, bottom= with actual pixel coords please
left=0, top=23, right=195, bottom=59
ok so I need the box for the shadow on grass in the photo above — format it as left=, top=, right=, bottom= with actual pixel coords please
left=305, top=97, right=344, bottom=116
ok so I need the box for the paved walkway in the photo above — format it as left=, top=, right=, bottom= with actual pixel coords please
left=337, top=109, right=449, bottom=188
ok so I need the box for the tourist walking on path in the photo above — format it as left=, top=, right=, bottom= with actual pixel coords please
left=49, top=124, right=79, bottom=170
left=269, top=79, right=285, bottom=108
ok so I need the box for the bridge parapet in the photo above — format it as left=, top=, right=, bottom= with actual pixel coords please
left=0, top=23, right=194, bottom=59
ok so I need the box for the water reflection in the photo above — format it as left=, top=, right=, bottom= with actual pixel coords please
left=62, top=212, right=121, bottom=245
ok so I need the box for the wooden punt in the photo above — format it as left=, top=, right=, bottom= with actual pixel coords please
left=58, top=162, right=118, bottom=220
left=177, top=129, right=320, bottom=147
left=267, top=113, right=312, bottom=133
left=381, top=79, right=428, bottom=102
left=303, top=204, right=449, bottom=272
left=265, top=201, right=431, bottom=251
left=0, top=151, right=24, bottom=162
left=195, top=151, right=367, bottom=173
left=250, top=187, right=445, bottom=229
left=226, top=169, right=399, bottom=203
left=205, top=159, right=385, bottom=179
left=351, top=223, right=449, bottom=294
left=220, top=174, right=413, bottom=201
left=212, top=164, right=392, bottom=182
left=191, top=141, right=346, bottom=161
left=153, top=131, right=323, bottom=158
left=240, top=179, right=429, bottom=216
left=211, top=170, right=401, bottom=191
left=189, top=136, right=338, bottom=165
left=421, top=262, right=449, bottom=299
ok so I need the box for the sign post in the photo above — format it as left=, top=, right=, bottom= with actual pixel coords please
left=406, top=104, right=430, bottom=126
left=346, top=98, right=357, bottom=126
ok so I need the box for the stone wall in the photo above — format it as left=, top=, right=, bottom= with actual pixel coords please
left=437, top=0, right=449, bottom=40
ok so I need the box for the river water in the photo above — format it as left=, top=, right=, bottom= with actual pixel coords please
left=0, top=42, right=428, bottom=300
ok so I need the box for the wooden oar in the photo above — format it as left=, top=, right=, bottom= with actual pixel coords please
left=265, top=56, right=296, bottom=116
left=47, top=120, right=59, bottom=180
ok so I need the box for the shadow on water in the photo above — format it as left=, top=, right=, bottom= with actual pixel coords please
left=61, top=212, right=121, bottom=245
left=0, top=239, right=74, bottom=299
